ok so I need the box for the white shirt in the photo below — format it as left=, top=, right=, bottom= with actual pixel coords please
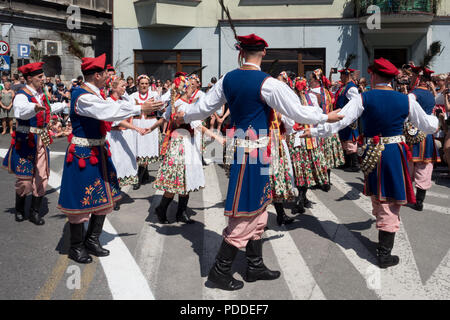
left=76, top=82, right=141, bottom=121
left=14, top=85, right=67, bottom=120
left=311, top=90, right=438, bottom=137
left=164, top=99, right=202, bottom=129
left=183, top=73, right=328, bottom=126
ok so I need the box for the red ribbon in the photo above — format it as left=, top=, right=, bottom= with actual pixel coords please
left=400, top=142, right=412, bottom=161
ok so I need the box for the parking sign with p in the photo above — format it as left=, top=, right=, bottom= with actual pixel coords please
left=18, top=44, right=30, bottom=58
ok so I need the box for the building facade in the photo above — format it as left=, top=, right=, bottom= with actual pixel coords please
left=113, top=0, right=450, bottom=84
left=0, top=0, right=112, bottom=81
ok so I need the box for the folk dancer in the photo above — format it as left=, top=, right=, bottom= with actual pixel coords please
left=305, top=57, right=438, bottom=268
left=175, top=33, right=343, bottom=290
left=57, top=54, right=163, bottom=264
left=266, top=77, right=296, bottom=226
left=151, top=75, right=224, bottom=224
left=407, top=65, right=441, bottom=211
left=130, top=75, right=161, bottom=190
left=288, top=76, right=329, bottom=214
left=3, top=62, right=67, bottom=225
left=334, top=62, right=360, bottom=172
left=309, top=69, right=345, bottom=191
left=106, top=76, right=148, bottom=210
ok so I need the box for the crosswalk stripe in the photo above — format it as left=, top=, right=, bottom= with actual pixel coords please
left=424, top=250, right=450, bottom=300
left=426, top=191, right=450, bottom=199
left=423, top=203, right=450, bottom=215
left=134, top=190, right=165, bottom=295
left=264, top=209, right=326, bottom=300
left=201, top=164, right=237, bottom=300
left=329, top=172, right=429, bottom=299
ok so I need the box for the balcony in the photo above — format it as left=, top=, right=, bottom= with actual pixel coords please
left=356, top=0, right=436, bottom=17
left=134, top=0, right=201, bottom=28
left=357, top=0, right=435, bottom=47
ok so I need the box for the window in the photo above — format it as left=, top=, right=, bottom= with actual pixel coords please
left=374, top=48, right=408, bottom=69
left=261, top=48, right=326, bottom=78
left=134, top=50, right=202, bottom=82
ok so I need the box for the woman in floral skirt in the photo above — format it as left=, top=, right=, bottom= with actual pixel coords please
left=287, top=77, right=330, bottom=214
left=308, top=69, right=345, bottom=190
left=149, top=75, right=224, bottom=224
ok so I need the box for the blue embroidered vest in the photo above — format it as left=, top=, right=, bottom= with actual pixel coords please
left=223, top=69, right=271, bottom=133
left=361, top=89, right=409, bottom=137
left=70, top=87, right=104, bottom=139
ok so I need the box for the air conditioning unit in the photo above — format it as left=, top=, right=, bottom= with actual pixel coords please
left=42, top=40, right=62, bottom=56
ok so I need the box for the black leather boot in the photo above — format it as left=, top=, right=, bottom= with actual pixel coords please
left=176, top=195, right=194, bottom=224
left=85, top=214, right=110, bottom=257
left=303, top=187, right=313, bottom=208
left=245, top=239, right=280, bottom=282
left=377, top=230, right=399, bottom=269
left=29, top=196, right=45, bottom=226
left=414, top=188, right=426, bottom=211
left=274, top=202, right=293, bottom=226
left=142, top=166, right=151, bottom=184
left=321, top=169, right=331, bottom=192
left=344, top=153, right=360, bottom=172
left=15, top=193, right=26, bottom=222
left=207, top=240, right=244, bottom=291
left=133, top=166, right=144, bottom=190
left=155, top=195, right=172, bottom=224
left=113, top=200, right=120, bottom=211
left=339, top=154, right=350, bottom=169
left=68, top=223, right=93, bottom=264
left=292, top=186, right=305, bottom=215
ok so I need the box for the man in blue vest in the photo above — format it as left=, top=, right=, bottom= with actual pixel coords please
left=304, top=57, right=439, bottom=268
left=335, top=66, right=360, bottom=172
left=408, top=66, right=441, bottom=211
left=176, top=34, right=343, bottom=290
left=58, top=54, right=163, bottom=264
left=3, top=62, right=67, bottom=225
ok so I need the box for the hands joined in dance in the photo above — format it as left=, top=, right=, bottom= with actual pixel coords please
left=140, top=98, right=165, bottom=115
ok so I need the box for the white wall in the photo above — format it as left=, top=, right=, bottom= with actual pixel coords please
left=114, top=21, right=362, bottom=82
left=430, top=22, right=450, bottom=74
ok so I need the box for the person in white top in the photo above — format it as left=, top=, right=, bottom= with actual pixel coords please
left=57, top=54, right=163, bottom=264
left=130, top=75, right=161, bottom=190
left=4, top=62, right=67, bottom=225
left=106, top=77, right=148, bottom=210
left=174, top=33, right=343, bottom=291
left=149, top=76, right=224, bottom=224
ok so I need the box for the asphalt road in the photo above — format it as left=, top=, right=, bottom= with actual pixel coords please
left=0, top=134, right=449, bottom=300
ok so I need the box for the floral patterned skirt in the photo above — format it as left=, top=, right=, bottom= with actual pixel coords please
left=153, top=133, right=205, bottom=195
left=270, top=139, right=295, bottom=202
left=118, top=175, right=138, bottom=187
left=288, top=135, right=329, bottom=188
left=154, top=136, right=187, bottom=195
left=321, top=134, right=345, bottom=168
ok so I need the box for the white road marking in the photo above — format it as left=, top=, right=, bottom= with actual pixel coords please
left=426, top=191, right=450, bottom=200
left=99, top=219, right=155, bottom=300
left=423, top=203, right=450, bottom=215
left=424, top=250, right=450, bottom=300
left=329, top=172, right=448, bottom=299
left=0, top=148, right=156, bottom=300
left=134, top=190, right=166, bottom=295
left=264, top=211, right=326, bottom=300
left=308, top=190, right=427, bottom=299
left=201, top=164, right=236, bottom=300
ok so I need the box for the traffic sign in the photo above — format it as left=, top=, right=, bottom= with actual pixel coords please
left=0, top=55, right=10, bottom=71
left=0, top=41, right=9, bottom=55
left=18, top=44, right=30, bottom=58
